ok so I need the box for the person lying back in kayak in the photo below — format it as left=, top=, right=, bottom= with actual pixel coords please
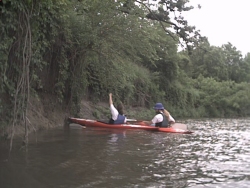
left=108, top=93, right=127, bottom=124
left=146, top=102, right=175, bottom=127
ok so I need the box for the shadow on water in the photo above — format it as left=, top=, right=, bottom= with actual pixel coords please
left=0, top=119, right=250, bottom=188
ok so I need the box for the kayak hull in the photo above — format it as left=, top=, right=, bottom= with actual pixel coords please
left=68, top=117, right=193, bottom=134
left=68, top=117, right=158, bottom=130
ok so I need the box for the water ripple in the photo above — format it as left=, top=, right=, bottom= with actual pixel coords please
left=1, top=118, right=250, bottom=188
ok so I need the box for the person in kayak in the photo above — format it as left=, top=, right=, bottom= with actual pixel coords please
left=148, top=102, right=175, bottom=127
left=108, top=93, right=127, bottom=124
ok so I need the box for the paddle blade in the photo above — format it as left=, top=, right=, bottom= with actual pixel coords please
left=171, top=123, right=188, bottom=130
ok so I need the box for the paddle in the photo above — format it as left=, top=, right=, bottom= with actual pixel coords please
left=126, top=118, right=139, bottom=122
left=171, top=123, right=189, bottom=130
left=126, top=119, right=151, bottom=126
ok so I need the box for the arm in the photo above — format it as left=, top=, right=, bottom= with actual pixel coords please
left=144, top=114, right=160, bottom=126
left=109, top=93, right=113, bottom=106
left=143, top=121, right=153, bottom=125
left=109, top=93, right=118, bottom=120
left=168, top=114, right=175, bottom=124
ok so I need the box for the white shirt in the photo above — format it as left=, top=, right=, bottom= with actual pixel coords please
left=151, top=113, right=175, bottom=124
left=151, top=113, right=164, bottom=124
left=110, top=104, right=127, bottom=123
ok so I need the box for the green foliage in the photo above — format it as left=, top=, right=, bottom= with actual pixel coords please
left=191, top=76, right=250, bottom=117
left=0, top=0, right=72, bottom=132
left=189, top=42, right=249, bottom=83
left=242, top=53, right=250, bottom=82
left=126, top=107, right=155, bottom=121
left=66, top=0, right=170, bottom=110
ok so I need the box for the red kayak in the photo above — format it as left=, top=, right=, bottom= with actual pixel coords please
left=68, top=117, right=193, bottom=134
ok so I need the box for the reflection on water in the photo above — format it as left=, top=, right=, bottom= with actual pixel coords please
left=0, top=119, right=250, bottom=188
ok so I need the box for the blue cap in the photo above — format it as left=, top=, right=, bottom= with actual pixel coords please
left=153, top=103, right=164, bottom=110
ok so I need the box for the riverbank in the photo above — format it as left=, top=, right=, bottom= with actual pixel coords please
left=1, top=94, right=67, bottom=140
left=1, top=94, right=148, bottom=140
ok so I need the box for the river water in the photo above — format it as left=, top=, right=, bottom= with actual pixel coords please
left=0, top=118, right=250, bottom=188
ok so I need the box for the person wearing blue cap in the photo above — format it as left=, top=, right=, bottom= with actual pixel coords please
left=148, top=102, right=175, bottom=127
left=108, top=93, right=127, bottom=124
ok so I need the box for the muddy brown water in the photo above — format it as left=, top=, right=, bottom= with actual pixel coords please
left=0, top=118, right=250, bottom=188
